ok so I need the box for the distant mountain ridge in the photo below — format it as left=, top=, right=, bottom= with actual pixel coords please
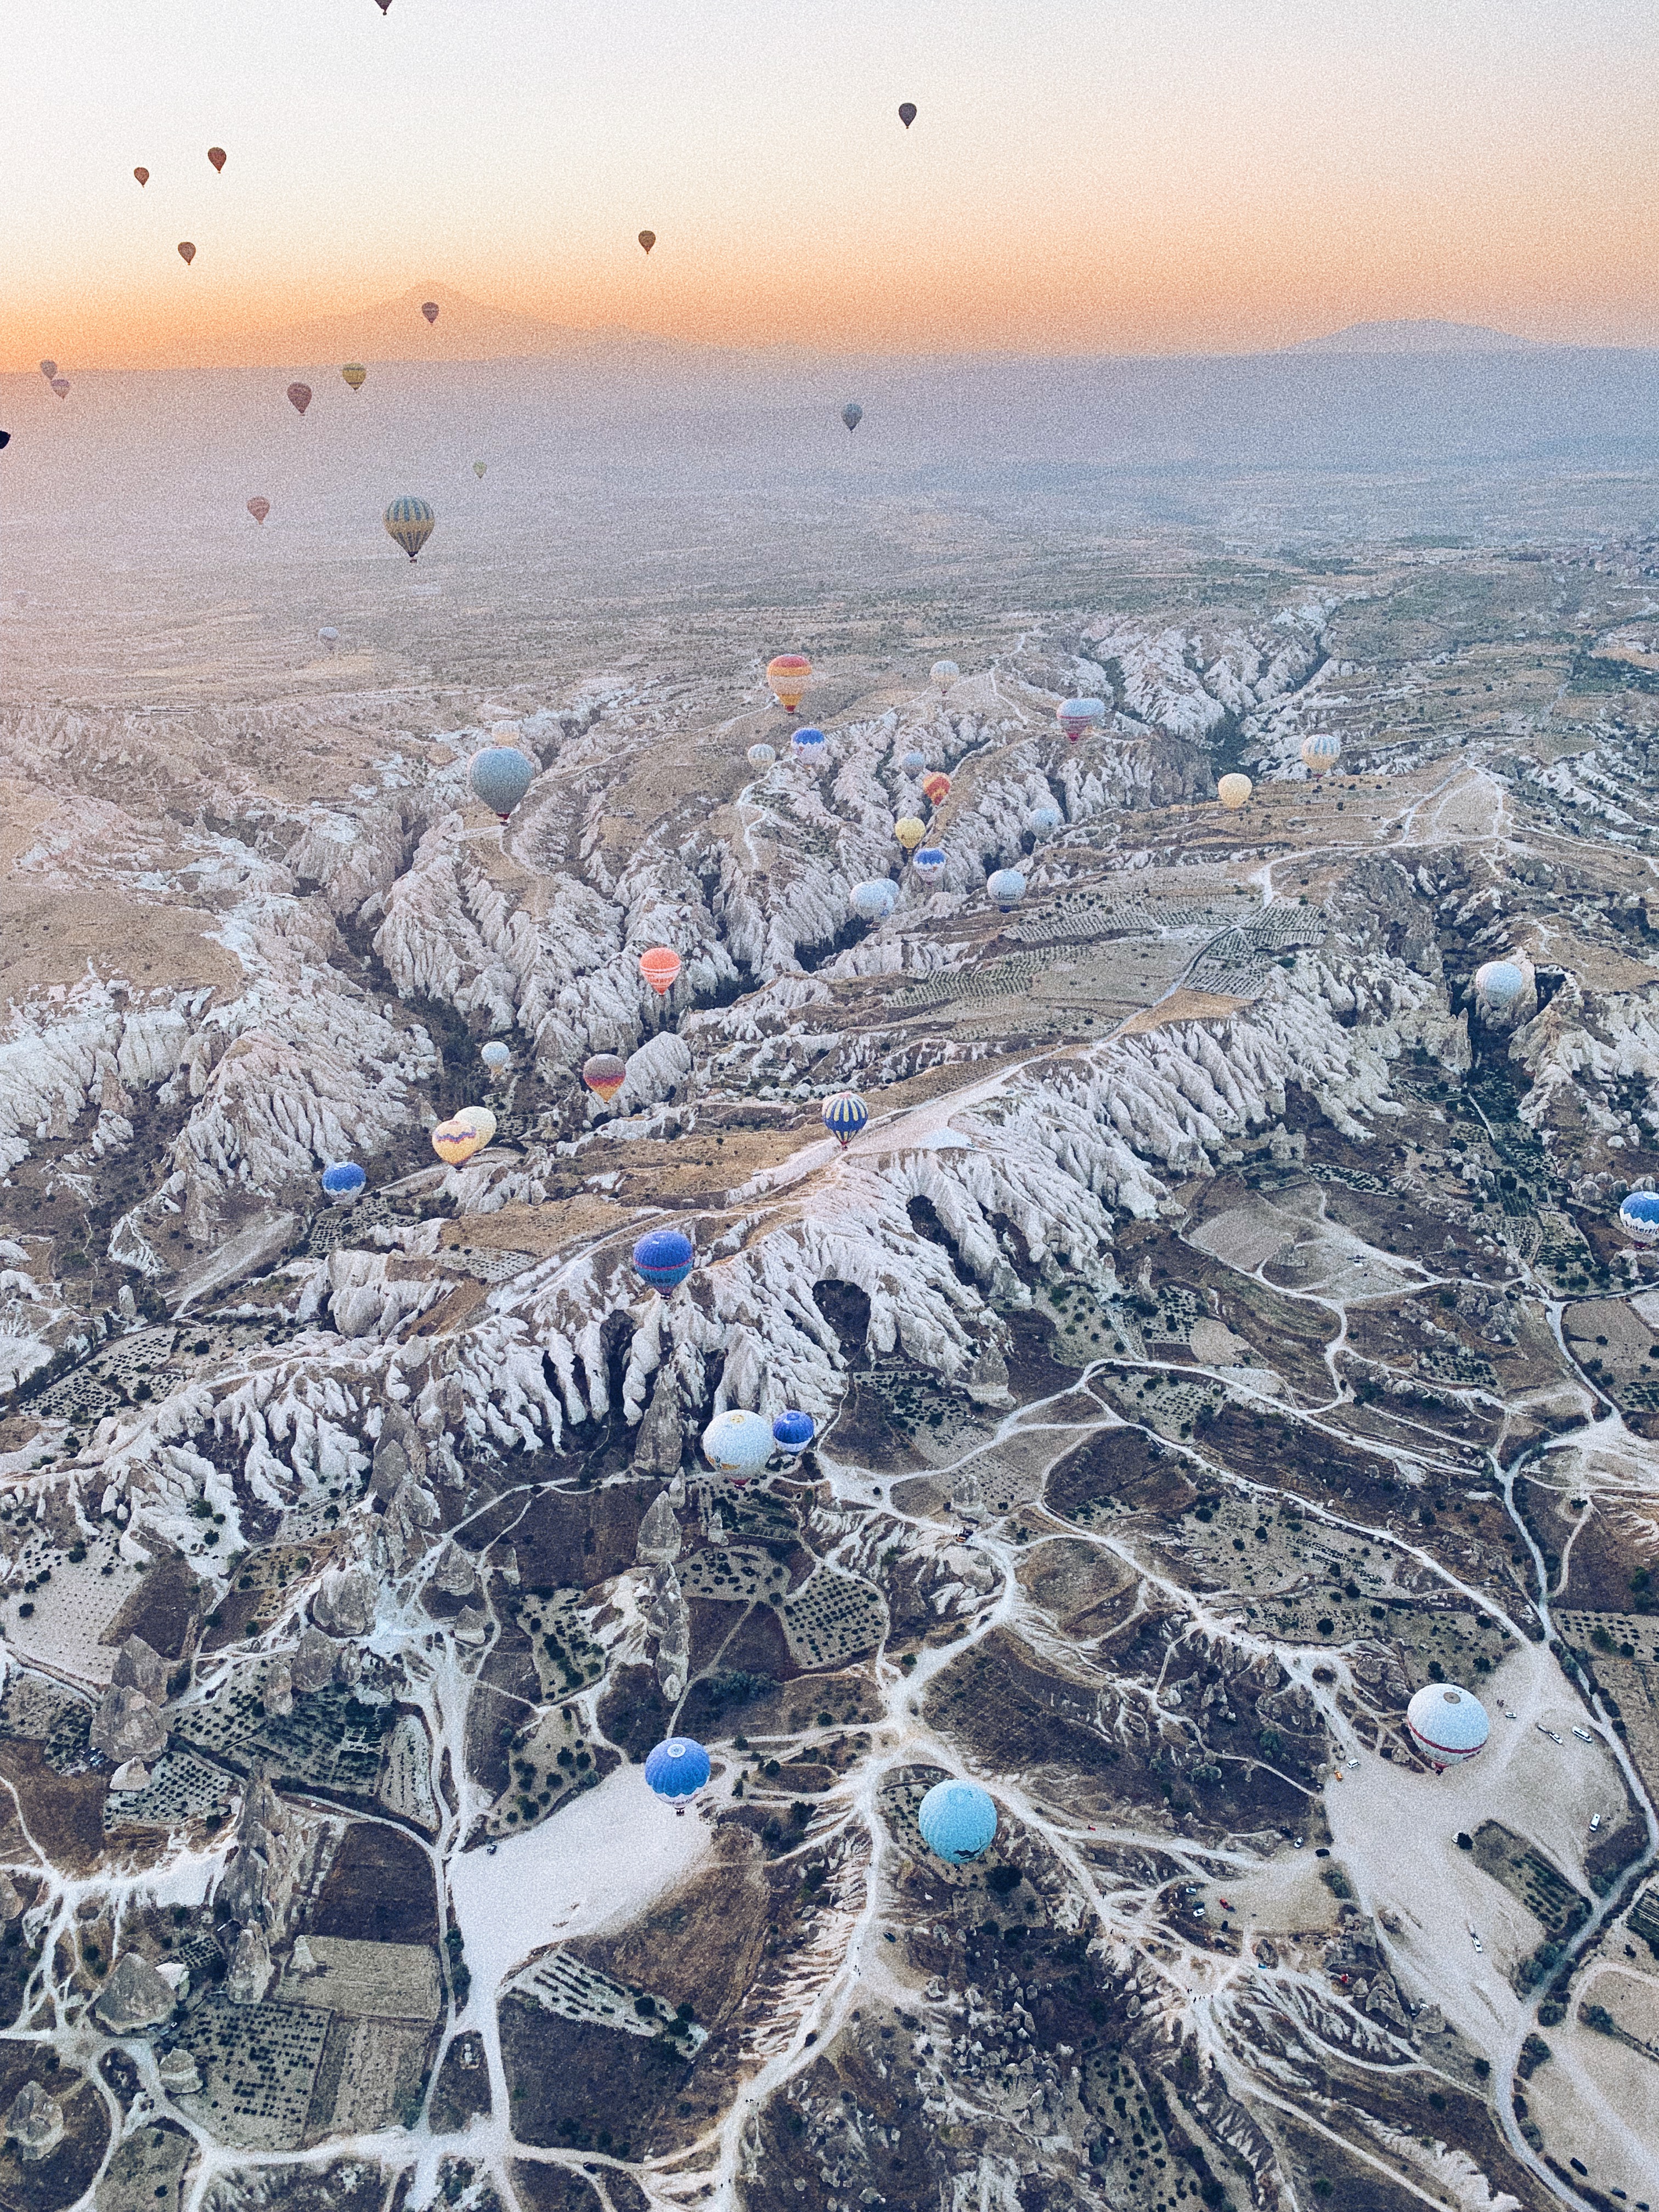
left=1288, top=318, right=1539, bottom=356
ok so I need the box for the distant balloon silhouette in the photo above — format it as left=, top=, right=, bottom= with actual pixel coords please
left=133, top=167, right=149, bottom=187
left=375, top=0, right=392, bottom=11
left=383, top=495, right=435, bottom=560
left=286, top=382, right=312, bottom=416
left=638, top=231, right=656, bottom=255
left=178, top=241, right=196, bottom=265
left=207, top=147, right=227, bottom=173
left=50, top=379, right=69, bottom=399
left=472, top=461, right=487, bottom=478
left=842, top=402, right=862, bottom=432
left=39, top=363, right=57, bottom=381
left=247, top=496, right=270, bottom=524
left=931, top=659, right=959, bottom=688
left=899, top=102, right=917, bottom=127
left=0, top=433, right=10, bottom=452
left=342, top=363, right=366, bottom=392
left=318, top=627, right=340, bottom=650
left=421, top=301, right=439, bottom=324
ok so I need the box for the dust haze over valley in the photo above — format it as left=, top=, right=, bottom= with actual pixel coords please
left=4, top=314, right=1659, bottom=2212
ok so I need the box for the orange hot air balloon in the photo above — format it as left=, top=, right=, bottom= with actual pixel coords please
left=178, top=241, right=196, bottom=265
left=638, top=231, right=656, bottom=255
left=431, top=1117, right=484, bottom=1166
left=287, top=382, right=312, bottom=416
left=766, top=654, right=811, bottom=713
left=133, top=167, right=149, bottom=187
left=246, top=496, right=270, bottom=524
left=640, top=947, right=681, bottom=996
left=207, top=147, right=227, bottom=174
left=421, top=301, right=439, bottom=325
left=922, top=772, right=952, bottom=806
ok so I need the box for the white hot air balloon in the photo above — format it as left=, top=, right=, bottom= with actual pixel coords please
left=1473, top=959, right=1531, bottom=1022
left=931, top=659, right=960, bottom=689
left=1404, top=1683, right=1489, bottom=1770
left=701, top=1408, right=774, bottom=1479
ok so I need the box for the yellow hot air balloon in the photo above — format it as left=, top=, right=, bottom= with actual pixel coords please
left=1217, top=774, right=1253, bottom=810
left=342, top=363, right=367, bottom=393
left=766, top=654, right=811, bottom=713
left=895, top=816, right=926, bottom=853
left=431, top=1117, right=483, bottom=1166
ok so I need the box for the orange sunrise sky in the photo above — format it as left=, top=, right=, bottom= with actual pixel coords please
left=5, top=0, right=1659, bottom=366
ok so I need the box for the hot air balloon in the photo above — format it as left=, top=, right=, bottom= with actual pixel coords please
left=383, top=495, right=435, bottom=561
left=895, top=816, right=926, bottom=853
left=39, top=363, right=57, bottom=381
left=454, top=1104, right=496, bottom=1146
left=850, top=879, right=899, bottom=921
left=178, top=241, right=196, bottom=265
left=287, top=382, right=312, bottom=416
left=822, top=1092, right=868, bottom=1148
left=1474, top=960, right=1528, bottom=1018
left=207, top=146, right=227, bottom=173
left=133, top=167, right=149, bottom=187
left=1057, top=697, right=1105, bottom=743
left=472, top=461, right=487, bottom=478
left=917, top=1779, right=996, bottom=1864
left=913, top=847, right=946, bottom=885
left=431, top=1117, right=484, bottom=1166
left=247, top=496, right=270, bottom=526
left=766, top=654, right=811, bottom=712
left=640, top=947, right=681, bottom=996
left=1404, top=1683, right=1489, bottom=1771
left=638, top=231, right=656, bottom=255
left=747, top=742, right=776, bottom=768
left=318, top=627, right=339, bottom=650
left=1301, top=732, right=1341, bottom=776
left=320, top=1161, right=366, bottom=1201
left=481, top=1040, right=511, bottom=1074
left=50, top=380, right=69, bottom=400
left=416, top=301, right=438, bottom=326
left=899, top=102, right=918, bottom=128
left=922, top=771, right=951, bottom=806
left=1217, top=774, right=1252, bottom=810
left=469, top=745, right=534, bottom=820
left=375, top=0, right=392, bottom=12
left=0, top=433, right=10, bottom=452
left=645, top=1737, right=710, bottom=1799
left=792, top=726, right=827, bottom=763
left=773, top=1410, right=815, bottom=1454
left=988, top=869, right=1026, bottom=909
left=842, top=402, right=862, bottom=432
left=1620, top=1191, right=1659, bottom=1246
left=1027, top=804, right=1062, bottom=833
left=901, top=749, right=927, bottom=774
left=702, top=1409, right=774, bottom=1478
left=634, top=1227, right=695, bottom=1291
left=582, top=1052, right=628, bottom=1104
left=342, top=363, right=366, bottom=392
left=931, top=659, right=959, bottom=688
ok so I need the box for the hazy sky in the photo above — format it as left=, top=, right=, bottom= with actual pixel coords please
left=6, top=0, right=1658, bottom=364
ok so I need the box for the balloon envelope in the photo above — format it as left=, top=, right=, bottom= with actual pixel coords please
left=702, top=1409, right=774, bottom=1477
left=1027, top=805, right=1063, bottom=833
left=792, top=726, right=827, bottom=760
left=1620, top=1191, right=1659, bottom=1245
left=177, top=241, right=196, bottom=264
left=481, top=1041, right=511, bottom=1071
left=772, top=1410, right=815, bottom=1453
left=842, top=402, right=862, bottom=431
left=582, top=1052, right=628, bottom=1103
left=931, top=659, right=959, bottom=687
left=318, top=627, right=339, bottom=646
left=899, top=101, right=917, bottom=127
left=133, top=167, right=149, bottom=186
left=922, top=772, right=951, bottom=805
left=287, top=382, right=312, bottom=415
left=0, top=433, right=9, bottom=452
left=431, top=1118, right=483, bottom=1166
left=246, top=496, right=270, bottom=524
left=634, top=1227, right=695, bottom=1290
left=1474, top=959, right=1528, bottom=1011
left=320, top=1162, right=365, bottom=1199
left=1217, top=774, right=1252, bottom=810
left=383, top=495, right=435, bottom=561
left=766, top=654, right=811, bottom=710
left=850, top=879, right=899, bottom=921
left=638, top=230, right=656, bottom=254
left=747, top=742, right=776, bottom=768
left=207, top=146, right=226, bottom=172
left=640, top=946, right=682, bottom=995
left=1404, top=1683, right=1489, bottom=1767
left=1301, top=732, right=1341, bottom=775
left=988, top=868, right=1026, bottom=908
left=645, top=1737, right=710, bottom=1799
left=913, top=847, right=946, bottom=882
left=469, top=745, right=534, bottom=820
left=342, top=363, right=366, bottom=391
left=894, top=816, right=926, bottom=851
left=1057, top=697, right=1105, bottom=742
left=421, top=300, right=439, bottom=324
left=39, top=363, right=56, bottom=381
left=472, top=461, right=487, bottom=478
left=918, top=1779, right=996, bottom=1864
left=50, top=380, right=69, bottom=399
left=822, top=1092, right=868, bottom=1147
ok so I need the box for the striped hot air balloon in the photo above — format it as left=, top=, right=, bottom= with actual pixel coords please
left=772, top=1410, right=815, bottom=1453
left=342, top=363, right=367, bottom=392
left=822, top=1092, right=868, bottom=1148
left=1301, top=732, right=1341, bottom=776
left=766, top=654, right=811, bottom=712
left=922, top=772, right=951, bottom=805
left=640, top=947, right=681, bottom=996
left=383, top=496, right=435, bottom=561
left=431, top=1118, right=483, bottom=1166
left=582, top=1052, right=628, bottom=1104
left=634, top=1228, right=695, bottom=1291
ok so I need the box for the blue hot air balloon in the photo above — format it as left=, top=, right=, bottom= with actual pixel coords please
left=772, top=1409, right=815, bottom=1453
left=901, top=749, right=927, bottom=774
left=822, top=1092, right=868, bottom=1148
left=645, top=1737, right=711, bottom=1799
left=1027, top=805, right=1063, bottom=834
left=320, top=1162, right=366, bottom=1200
left=470, top=746, right=535, bottom=822
left=988, top=869, right=1026, bottom=908
left=383, top=496, right=436, bottom=561
left=792, top=726, right=828, bottom=762
left=1620, top=1191, right=1659, bottom=1246
left=633, top=1227, right=695, bottom=1291
left=913, top=847, right=946, bottom=885
left=917, top=1778, right=997, bottom=1865
left=842, top=402, right=863, bottom=432
left=850, top=879, right=899, bottom=921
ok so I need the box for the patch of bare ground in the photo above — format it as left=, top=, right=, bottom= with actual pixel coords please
left=0, top=2048, right=109, bottom=2212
